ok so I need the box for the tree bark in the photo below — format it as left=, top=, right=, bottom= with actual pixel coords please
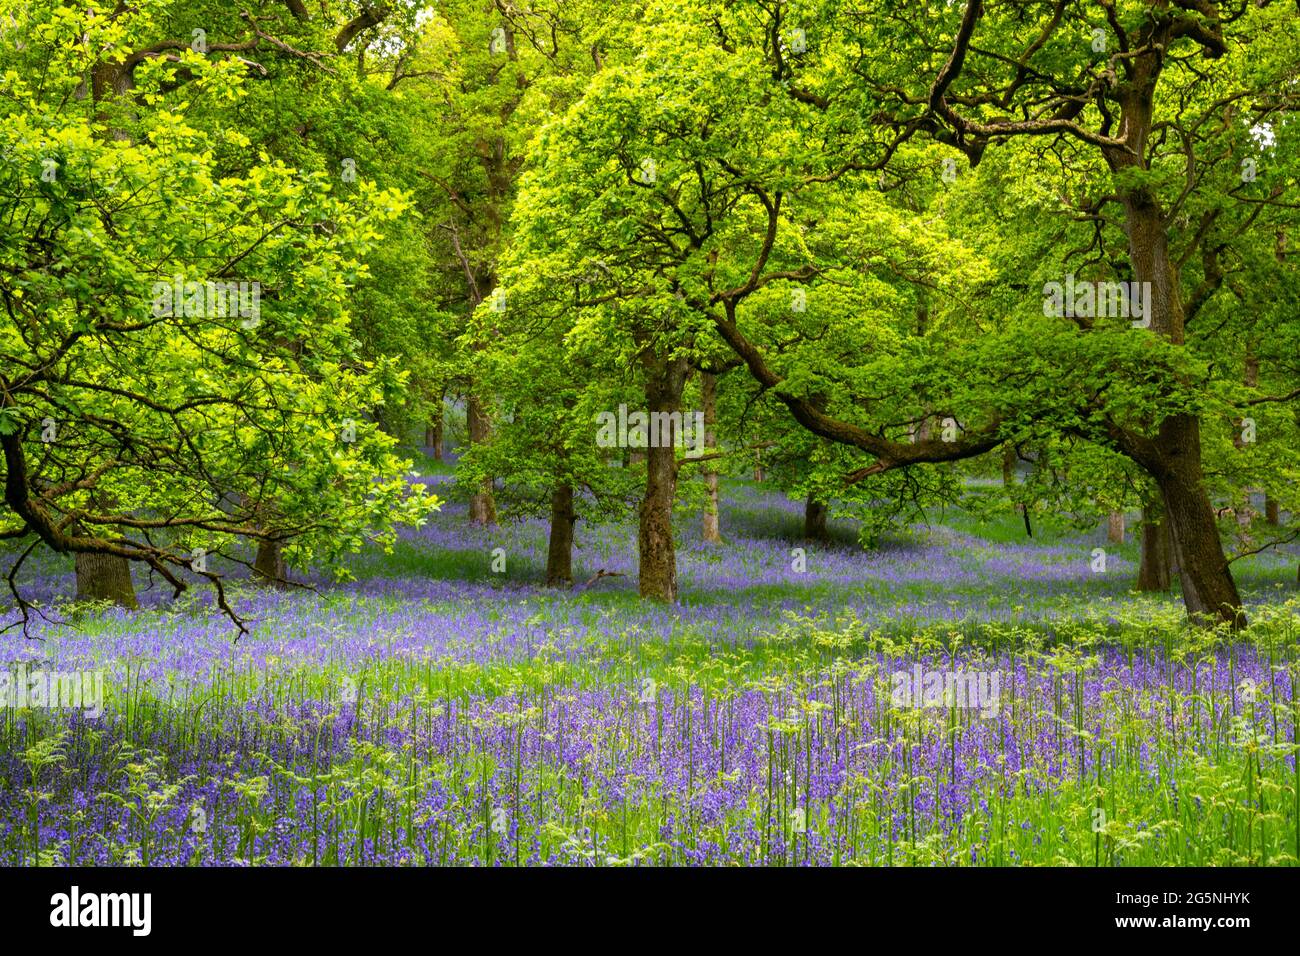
left=1265, top=496, right=1280, bottom=526
left=1136, top=508, right=1172, bottom=592
left=1151, top=416, right=1244, bottom=623
left=1231, top=346, right=1260, bottom=533
left=75, top=552, right=138, bottom=608
left=804, top=495, right=829, bottom=541
left=1110, top=132, right=1244, bottom=625
left=1107, top=510, right=1125, bottom=544
left=546, top=484, right=576, bottom=588
left=638, top=357, right=688, bottom=602
left=252, top=539, right=289, bottom=588
left=466, top=393, right=497, bottom=525
left=424, top=406, right=444, bottom=461
left=1002, top=443, right=1029, bottom=532
left=1082, top=48, right=1245, bottom=627
left=701, top=371, right=722, bottom=544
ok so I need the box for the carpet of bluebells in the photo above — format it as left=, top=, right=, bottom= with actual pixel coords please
left=3, top=475, right=1299, bottom=866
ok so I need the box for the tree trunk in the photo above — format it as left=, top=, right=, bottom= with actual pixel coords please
left=1136, top=509, right=1172, bottom=592
left=701, top=372, right=722, bottom=544
left=75, top=552, right=138, bottom=608
left=1265, top=496, right=1280, bottom=526
left=1106, top=510, right=1125, bottom=544
left=252, top=539, right=288, bottom=588
left=1229, top=345, right=1260, bottom=536
left=1152, top=416, right=1244, bottom=625
left=1002, top=443, right=1029, bottom=531
left=804, top=495, right=829, bottom=541
left=1111, top=134, right=1244, bottom=625
left=546, top=484, right=576, bottom=588
left=638, top=358, right=687, bottom=602
left=466, top=393, right=497, bottom=525
left=424, top=409, right=444, bottom=461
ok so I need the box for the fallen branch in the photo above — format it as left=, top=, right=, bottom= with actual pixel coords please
left=579, top=569, right=626, bottom=589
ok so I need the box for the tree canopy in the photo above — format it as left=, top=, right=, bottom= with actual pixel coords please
left=2, top=0, right=1297, bottom=630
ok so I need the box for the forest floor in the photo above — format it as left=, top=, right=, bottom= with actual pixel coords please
left=2, top=474, right=1298, bottom=865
